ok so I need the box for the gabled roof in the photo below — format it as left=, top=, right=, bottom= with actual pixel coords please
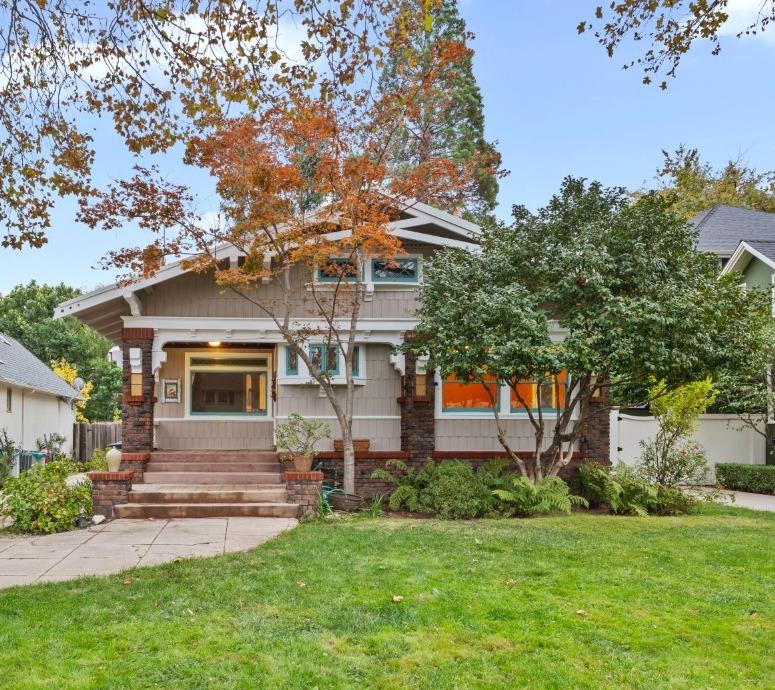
left=0, top=332, right=80, bottom=399
left=693, top=204, right=775, bottom=255
left=54, top=200, right=481, bottom=342
left=721, top=240, right=775, bottom=276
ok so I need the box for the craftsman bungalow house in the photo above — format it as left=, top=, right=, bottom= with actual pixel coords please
left=56, top=201, right=608, bottom=517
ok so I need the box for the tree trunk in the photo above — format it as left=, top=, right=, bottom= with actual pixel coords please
left=340, top=418, right=355, bottom=495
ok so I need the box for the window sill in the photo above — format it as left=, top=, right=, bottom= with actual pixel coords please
left=277, top=377, right=367, bottom=387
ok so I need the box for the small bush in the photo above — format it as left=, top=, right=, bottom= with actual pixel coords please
left=638, top=440, right=710, bottom=487
left=578, top=461, right=697, bottom=516
left=0, top=429, right=15, bottom=488
left=85, top=449, right=108, bottom=472
left=420, top=460, right=496, bottom=519
left=1, top=460, right=92, bottom=533
left=716, top=464, right=775, bottom=495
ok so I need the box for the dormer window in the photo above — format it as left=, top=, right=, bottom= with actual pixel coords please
left=317, top=258, right=359, bottom=283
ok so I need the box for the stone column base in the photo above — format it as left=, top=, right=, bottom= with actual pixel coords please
left=283, top=471, right=323, bottom=519
left=88, top=471, right=134, bottom=519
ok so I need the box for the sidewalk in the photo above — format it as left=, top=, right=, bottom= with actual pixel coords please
left=0, top=517, right=297, bottom=589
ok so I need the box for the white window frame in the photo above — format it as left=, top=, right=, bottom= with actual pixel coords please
left=184, top=351, right=273, bottom=420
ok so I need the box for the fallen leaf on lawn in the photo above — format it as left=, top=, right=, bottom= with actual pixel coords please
left=297, top=580, right=306, bottom=588
left=576, top=609, right=588, bottom=617
left=504, top=578, right=518, bottom=587
left=122, top=578, right=132, bottom=585
left=392, top=595, right=404, bottom=603
left=474, top=538, right=482, bottom=545
left=186, top=608, right=194, bottom=616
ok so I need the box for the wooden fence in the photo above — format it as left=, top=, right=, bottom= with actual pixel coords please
left=72, top=423, right=121, bottom=462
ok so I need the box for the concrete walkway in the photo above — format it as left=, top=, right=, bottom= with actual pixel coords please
left=0, top=517, right=297, bottom=590
left=719, top=490, right=775, bottom=513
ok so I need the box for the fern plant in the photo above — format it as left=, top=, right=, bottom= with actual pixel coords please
left=493, top=476, right=588, bottom=517
left=371, top=459, right=437, bottom=513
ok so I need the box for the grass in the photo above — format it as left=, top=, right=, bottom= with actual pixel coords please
left=0, top=506, right=773, bottom=689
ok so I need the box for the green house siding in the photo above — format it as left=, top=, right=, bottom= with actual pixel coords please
left=742, top=257, right=774, bottom=291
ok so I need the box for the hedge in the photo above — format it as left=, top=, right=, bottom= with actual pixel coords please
left=716, top=464, right=775, bottom=496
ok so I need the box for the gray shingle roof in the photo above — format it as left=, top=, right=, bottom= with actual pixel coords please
left=692, top=204, right=775, bottom=254
left=0, top=332, right=79, bottom=399
left=744, top=240, right=775, bottom=264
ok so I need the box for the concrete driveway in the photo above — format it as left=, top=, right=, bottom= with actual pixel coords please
left=719, top=490, right=775, bottom=513
left=0, top=517, right=297, bottom=589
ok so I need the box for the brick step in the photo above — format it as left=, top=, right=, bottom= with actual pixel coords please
left=150, top=451, right=279, bottom=463
left=128, top=486, right=288, bottom=504
left=114, top=502, right=300, bottom=519
left=142, top=471, right=283, bottom=485
left=145, top=462, right=283, bottom=473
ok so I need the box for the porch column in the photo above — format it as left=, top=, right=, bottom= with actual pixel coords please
left=579, top=385, right=611, bottom=465
left=399, top=332, right=436, bottom=465
left=120, top=328, right=155, bottom=463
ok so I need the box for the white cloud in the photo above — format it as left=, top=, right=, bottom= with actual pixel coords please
left=717, top=0, right=775, bottom=43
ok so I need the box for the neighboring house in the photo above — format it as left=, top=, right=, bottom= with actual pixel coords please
left=0, top=332, right=78, bottom=457
left=54, top=201, right=609, bottom=512
left=694, top=203, right=775, bottom=273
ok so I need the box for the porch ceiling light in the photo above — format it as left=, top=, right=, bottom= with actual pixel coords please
left=208, top=341, right=221, bottom=347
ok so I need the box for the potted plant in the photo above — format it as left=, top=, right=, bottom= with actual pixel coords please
left=275, top=413, right=332, bottom=472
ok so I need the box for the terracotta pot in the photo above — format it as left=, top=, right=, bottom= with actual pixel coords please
left=293, top=454, right=314, bottom=472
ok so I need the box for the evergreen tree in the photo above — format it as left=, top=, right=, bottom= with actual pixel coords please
left=379, top=0, right=501, bottom=221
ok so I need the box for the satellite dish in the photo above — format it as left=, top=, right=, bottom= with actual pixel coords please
left=73, top=377, right=86, bottom=392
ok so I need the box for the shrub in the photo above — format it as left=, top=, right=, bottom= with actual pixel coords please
left=1, top=460, right=92, bottom=533
left=716, top=464, right=775, bottom=495
left=0, top=429, right=16, bottom=488
left=638, top=440, right=710, bottom=487
left=419, top=460, right=496, bottom=519
left=493, top=476, right=588, bottom=516
left=85, top=449, right=108, bottom=472
left=578, top=461, right=697, bottom=516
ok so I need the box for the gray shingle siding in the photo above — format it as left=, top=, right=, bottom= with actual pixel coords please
left=693, top=204, right=775, bottom=254
left=0, top=332, right=79, bottom=399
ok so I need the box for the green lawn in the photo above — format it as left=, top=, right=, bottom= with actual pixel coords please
left=1, top=507, right=773, bottom=689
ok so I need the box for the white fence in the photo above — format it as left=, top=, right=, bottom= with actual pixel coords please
left=611, top=412, right=766, bottom=472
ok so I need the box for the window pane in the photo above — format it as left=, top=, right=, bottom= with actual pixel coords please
left=318, top=258, right=358, bottom=282
left=286, top=347, right=298, bottom=375
left=372, top=258, right=419, bottom=282
left=442, top=374, right=497, bottom=411
left=414, top=374, right=427, bottom=398
left=191, top=372, right=266, bottom=414
left=510, top=371, right=567, bottom=411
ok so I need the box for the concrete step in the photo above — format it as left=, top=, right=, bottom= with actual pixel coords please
left=150, top=450, right=279, bottom=463
left=143, top=471, right=283, bottom=485
left=128, top=486, right=288, bottom=504
left=114, top=502, right=300, bottom=519
left=145, top=462, right=283, bottom=473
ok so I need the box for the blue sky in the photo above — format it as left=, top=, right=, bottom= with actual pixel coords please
left=2, top=0, right=775, bottom=295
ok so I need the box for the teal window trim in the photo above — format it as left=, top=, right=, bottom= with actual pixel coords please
left=441, top=380, right=500, bottom=413
left=285, top=346, right=299, bottom=376
left=371, top=257, right=420, bottom=283
left=309, top=344, right=340, bottom=376
left=317, top=258, right=360, bottom=283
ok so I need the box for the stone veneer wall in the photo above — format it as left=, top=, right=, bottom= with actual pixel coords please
left=121, top=328, right=154, bottom=454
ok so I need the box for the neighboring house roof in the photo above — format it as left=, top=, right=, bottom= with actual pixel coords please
left=0, top=332, right=80, bottom=399
left=721, top=239, right=775, bottom=276
left=693, top=204, right=775, bottom=255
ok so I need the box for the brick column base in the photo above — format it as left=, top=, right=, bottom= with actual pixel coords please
left=284, top=471, right=323, bottom=520
left=88, top=471, right=134, bottom=519
left=119, top=452, right=150, bottom=483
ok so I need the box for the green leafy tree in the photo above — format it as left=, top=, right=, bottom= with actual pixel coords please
left=378, top=0, right=502, bottom=220
left=412, top=177, right=769, bottom=481
left=653, top=146, right=775, bottom=219
left=0, top=281, right=121, bottom=421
